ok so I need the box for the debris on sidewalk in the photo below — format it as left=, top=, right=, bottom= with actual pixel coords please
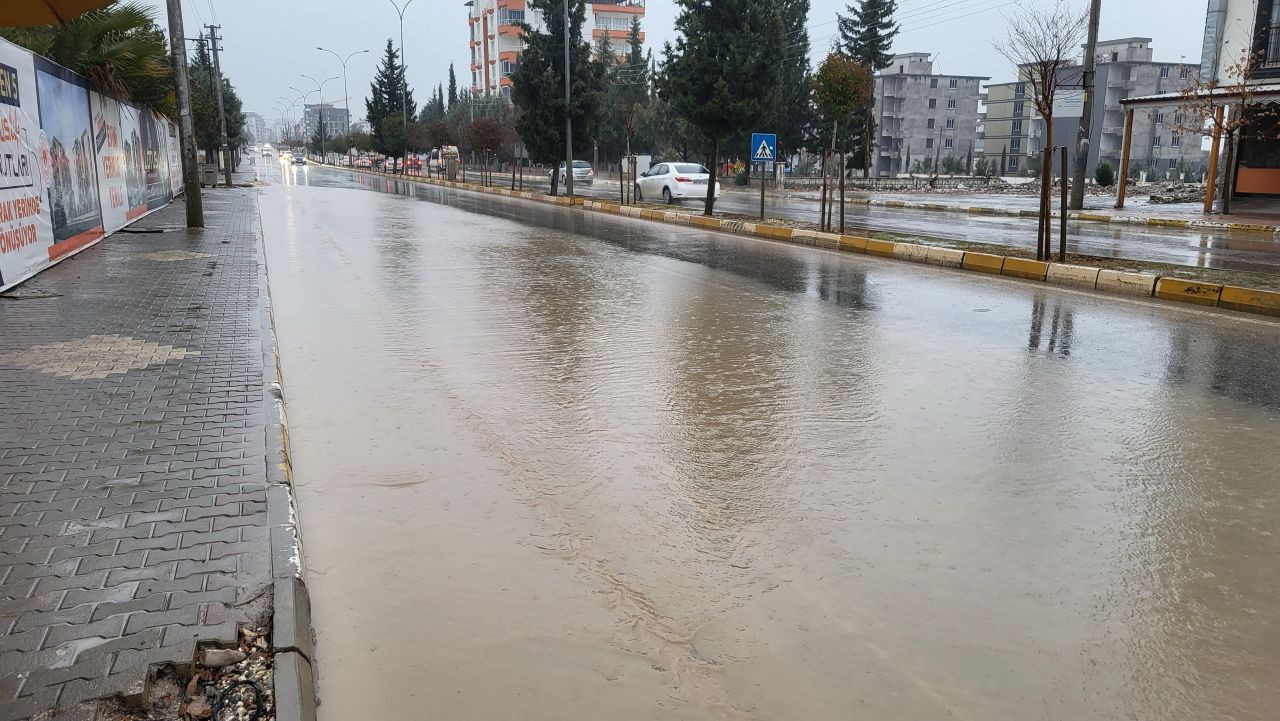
left=96, top=628, right=275, bottom=721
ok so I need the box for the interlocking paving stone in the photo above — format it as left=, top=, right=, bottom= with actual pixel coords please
left=0, top=188, right=272, bottom=720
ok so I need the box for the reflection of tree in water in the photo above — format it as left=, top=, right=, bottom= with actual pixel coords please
left=1027, top=295, right=1074, bottom=357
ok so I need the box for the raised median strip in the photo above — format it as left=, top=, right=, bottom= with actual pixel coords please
left=327, top=165, right=1280, bottom=320
left=860, top=196, right=1280, bottom=234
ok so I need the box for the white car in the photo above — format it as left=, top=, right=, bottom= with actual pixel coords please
left=635, top=163, right=721, bottom=203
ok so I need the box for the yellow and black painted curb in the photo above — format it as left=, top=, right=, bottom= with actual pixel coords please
left=321, top=164, right=1280, bottom=319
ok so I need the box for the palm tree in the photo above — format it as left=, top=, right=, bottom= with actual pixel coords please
left=0, top=1, right=174, bottom=115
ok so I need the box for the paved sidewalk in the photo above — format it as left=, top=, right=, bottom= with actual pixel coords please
left=0, top=187, right=271, bottom=720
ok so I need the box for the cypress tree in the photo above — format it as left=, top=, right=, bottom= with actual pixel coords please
left=777, top=0, right=814, bottom=160
left=366, top=39, right=417, bottom=154
left=838, top=0, right=899, bottom=176
left=660, top=0, right=784, bottom=215
left=448, top=63, right=458, bottom=107
left=510, top=0, right=605, bottom=195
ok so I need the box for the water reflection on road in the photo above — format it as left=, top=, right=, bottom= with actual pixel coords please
left=259, top=165, right=1280, bottom=721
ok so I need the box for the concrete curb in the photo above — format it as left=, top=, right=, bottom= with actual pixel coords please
left=323, top=164, right=1280, bottom=320
left=255, top=194, right=318, bottom=721
left=859, top=197, right=1280, bottom=235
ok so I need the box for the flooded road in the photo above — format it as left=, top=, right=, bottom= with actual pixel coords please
left=260, top=164, right=1280, bottom=721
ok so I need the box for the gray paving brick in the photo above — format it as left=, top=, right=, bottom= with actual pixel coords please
left=14, top=604, right=91, bottom=632
left=175, top=556, right=237, bottom=579
left=90, top=595, right=166, bottom=621
left=0, top=188, right=273, bottom=720
left=121, top=605, right=198, bottom=634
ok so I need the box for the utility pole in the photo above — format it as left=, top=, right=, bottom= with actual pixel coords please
left=1070, top=0, right=1102, bottom=209
left=563, top=0, right=574, bottom=197
left=165, top=0, right=202, bottom=227
left=207, top=25, right=233, bottom=187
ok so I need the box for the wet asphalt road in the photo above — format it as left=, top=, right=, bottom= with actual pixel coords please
left=490, top=171, right=1280, bottom=273
left=259, top=160, right=1280, bottom=721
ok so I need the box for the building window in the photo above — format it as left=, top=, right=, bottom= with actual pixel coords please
left=927, top=118, right=935, bottom=129
left=930, top=78, right=938, bottom=88
left=1160, top=66, right=1170, bottom=78
left=1152, top=135, right=1162, bottom=147
left=1012, top=119, right=1023, bottom=134
left=926, top=138, right=934, bottom=149
left=1008, top=157, right=1020, bottom=171
left=949, top=78, right=958, bottom=89
left=1256, top=0, right=1280, bottom=68
left=1168, top=158, right=1178, bottom=169
left=945, top=138, right=954, bottom=149
left=946, top=117, right=955, bottom=129
left=1013, top=101, right=1024, bottom=117
left=1015, top=82, right=1025, bottom=96
left=497, top=8, right=524, bottom=24
left=1154, top=111, right=1164, bottom=124
left=1171, top=134, right=1181, bottom=147
left=947, top=98, right=957, bottom=110
left=1011, top=138, right=1021, bottom=151
left=928, top=98, right=937, bottom=109
left=1179, top=66, right=1191, bottom=79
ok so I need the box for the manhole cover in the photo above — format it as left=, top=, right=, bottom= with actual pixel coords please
left=2, top=334, right=200, bottom=380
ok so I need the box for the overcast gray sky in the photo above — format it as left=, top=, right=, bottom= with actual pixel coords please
left=147, top=0, right=1207, bottom=126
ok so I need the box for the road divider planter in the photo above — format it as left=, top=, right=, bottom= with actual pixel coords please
left=1155, top=278, right=1224, bottom=307
left=1001, top=257, right=1049, bottom=281
left=960, top=252, right=1005, bottom=274
left=328, top=165, right=1280, bottom=320
left=1219, top=286, right=1280, bottom=316
left=1096, top=270, right=1158, bottom=297
left=1046, top=263, right=1102, bottom=289
left=864, top=239, right=897, bottom=258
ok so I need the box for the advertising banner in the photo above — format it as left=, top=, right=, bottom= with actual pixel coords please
left=140, top=108, right=171, bottom=208
left=0, top=41, right=54, bottom=291
left=0, top=37, right=183, bottom=293
left=91, top=91, right=145, bottom=231
left=166, top=122, right=181, bottom=197
left=34, top=55, right=103, bottom=259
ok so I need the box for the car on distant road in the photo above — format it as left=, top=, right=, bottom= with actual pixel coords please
left=553, top=160, right=594, bottom=187
left=292, top=150, right=305, bottom=165
left=635, top=163, right=721, bottom=204
left=262, top=147, right=272, bottom=157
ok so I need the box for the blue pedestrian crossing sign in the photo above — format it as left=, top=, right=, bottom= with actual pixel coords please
left=751, top=132, right=777, bottom=162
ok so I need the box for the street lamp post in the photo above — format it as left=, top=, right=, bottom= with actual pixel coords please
left=317, top=47, right=370, bottom=136
left=302, top=74, right=339, bottom=161
left=387, top=0, right=416, bottom=173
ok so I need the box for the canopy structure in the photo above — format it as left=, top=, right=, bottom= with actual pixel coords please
left=4, top=0, right=113, bottom=27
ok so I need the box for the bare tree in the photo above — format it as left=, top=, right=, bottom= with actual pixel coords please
left=994, top=0, right=1087, bottom=260
left=1172, top=49, right=1280, bottom=215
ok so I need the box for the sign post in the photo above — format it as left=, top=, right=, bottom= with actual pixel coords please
left=751, top=132, right=776, bottom=221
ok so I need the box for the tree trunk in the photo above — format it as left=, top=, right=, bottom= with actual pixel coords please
left=819, top=150, right=828, bottom=232
left=704, top=138, right=718, bottom=216
left=864, top=107, right=873, bottom=177
left=1221, top=129, right=1239, bottom=215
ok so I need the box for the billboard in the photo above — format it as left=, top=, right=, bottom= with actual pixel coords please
left=0, top=37, right=179, bottom=292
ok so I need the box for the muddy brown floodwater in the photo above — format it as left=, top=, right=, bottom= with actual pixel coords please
left=260, top=167, right=1280, bottom=721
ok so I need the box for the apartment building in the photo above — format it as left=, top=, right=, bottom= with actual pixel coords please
left=986, top=39, right=1205, bottom=178
left=467, top=0, right=645, bottom=97
left=873, top=53, right=987, bottom=177
left=982, top=81, right=1031, bottom=173
left=302, top=104, right=351, bottom=139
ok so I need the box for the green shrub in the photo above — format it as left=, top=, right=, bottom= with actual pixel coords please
left=734, top=169, right=751, bottom=186
left=1095, top=162, right=1116, bottom=187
